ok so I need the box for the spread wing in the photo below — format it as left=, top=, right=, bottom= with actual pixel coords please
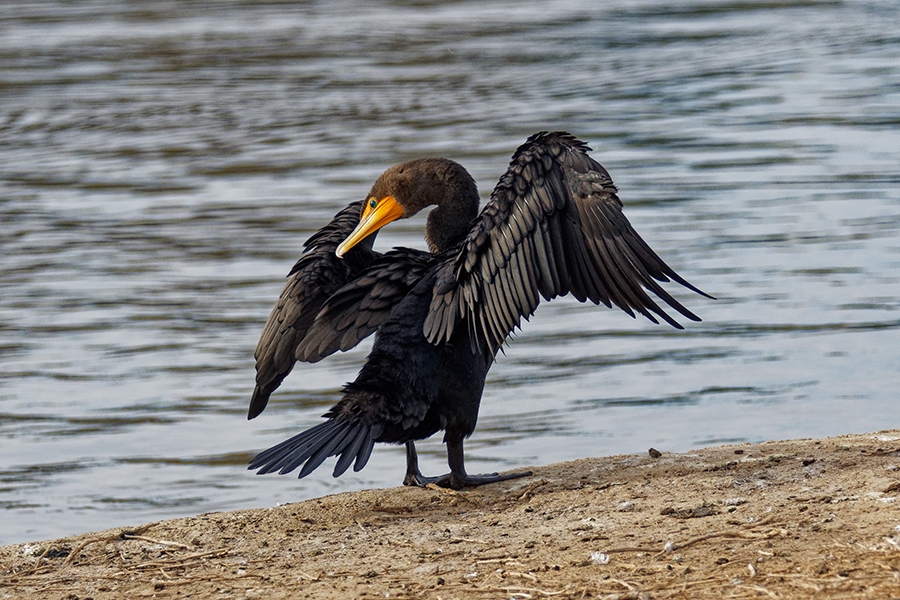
left=250, top=200, right=379, bottom=419
left=424, top=131, right=712, bottom=349
left=295, top=248, right=435, bottom=363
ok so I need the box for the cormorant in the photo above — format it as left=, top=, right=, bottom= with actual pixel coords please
left=248, top=131, right=711, bottom=489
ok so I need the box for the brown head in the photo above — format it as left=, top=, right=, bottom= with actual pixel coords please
left=336, top=158, right=479, bottom=257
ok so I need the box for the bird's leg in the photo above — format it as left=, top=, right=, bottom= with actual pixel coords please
left=436, top=437, right=533, bottom=490
left=402, top=441, right=447, bottom=487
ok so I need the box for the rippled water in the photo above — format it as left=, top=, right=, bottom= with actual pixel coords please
left=1, top=0, right=898, bottom=544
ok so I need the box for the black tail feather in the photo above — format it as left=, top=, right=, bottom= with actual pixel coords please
left=277, top=420, right=345, bottom=474
left=298, top=423, right=356, bottom=478
left=249, top=418, right=376, bottom=479
left=250, top=420, right=338, bottom=474
left=354, top=426, right=376, bottom=472
left=332, top=426, right=366, bottom=477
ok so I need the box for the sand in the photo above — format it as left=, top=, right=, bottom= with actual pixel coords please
left=3, top=430, right=900, bottom=599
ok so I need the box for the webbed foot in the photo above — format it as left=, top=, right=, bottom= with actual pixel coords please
left=402, top=439, right=533, bottom=489
left=433, top=469, right=533, bottom=490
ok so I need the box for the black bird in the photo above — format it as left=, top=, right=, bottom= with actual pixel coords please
left=248, top=131, right=711, bottom=489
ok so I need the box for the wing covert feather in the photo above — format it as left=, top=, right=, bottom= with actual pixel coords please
left=296, top=248, right=434, bottom=363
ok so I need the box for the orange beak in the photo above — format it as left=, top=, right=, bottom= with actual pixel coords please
left=336, top=196, right=405, bottom=258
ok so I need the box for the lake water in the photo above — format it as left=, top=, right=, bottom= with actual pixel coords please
left=1, top=0, right=898, bottom=545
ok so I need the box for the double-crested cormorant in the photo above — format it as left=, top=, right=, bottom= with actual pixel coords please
left=248, top=131, right=711, bottom=489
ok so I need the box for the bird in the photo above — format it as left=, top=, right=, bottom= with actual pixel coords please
left=247, top=131, right=711, bottom=489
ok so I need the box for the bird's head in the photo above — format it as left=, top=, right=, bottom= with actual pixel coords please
left=336, top=158, right=478, bottom=257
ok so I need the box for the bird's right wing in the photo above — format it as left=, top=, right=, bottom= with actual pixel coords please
left=424, top=131, right=711, bottom=350
left=295, top=248, right=435, bottom=362
left=250, top=200, right=379, bottom=419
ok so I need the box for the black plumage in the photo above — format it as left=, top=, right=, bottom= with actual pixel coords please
left=248, top=132, right=712, bottom=489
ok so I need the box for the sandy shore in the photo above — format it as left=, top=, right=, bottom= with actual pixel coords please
left=3, top=430, right=900, bottom=599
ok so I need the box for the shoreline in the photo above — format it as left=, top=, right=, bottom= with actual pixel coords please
left=3, top=430, right=900, bottom=599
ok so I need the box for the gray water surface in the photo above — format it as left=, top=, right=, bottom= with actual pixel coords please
left=1, top=0, right=899, bottom=544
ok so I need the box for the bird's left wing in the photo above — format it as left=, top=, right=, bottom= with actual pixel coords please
left=424, top=131, right=711, bottom=349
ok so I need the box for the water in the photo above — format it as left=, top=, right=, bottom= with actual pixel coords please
left=1, top=0, right=898, bottom=545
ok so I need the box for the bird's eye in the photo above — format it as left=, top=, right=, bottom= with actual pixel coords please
left=369, top=199, right=377, bottom=209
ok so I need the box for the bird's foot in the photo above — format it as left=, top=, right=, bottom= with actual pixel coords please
left=403, top=469, right=533, bottom=489
left=403, top=440, right=532, bottom=489
left=403, top=470, right=448, bottom=487
left=434, top=469, right=533, bottom=490
left=435, top=471, right=532, bottom=490
left=403, top=442, right=447, bottom=486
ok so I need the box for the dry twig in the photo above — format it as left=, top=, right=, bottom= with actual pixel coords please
left=511, top=479, right=550, bottom=501
left=130, top=548, right=229, bottom=570
left=122, top=534, right=192, bottom=549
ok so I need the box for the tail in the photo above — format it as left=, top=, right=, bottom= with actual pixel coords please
left=249, top=418, right=381, bottom=479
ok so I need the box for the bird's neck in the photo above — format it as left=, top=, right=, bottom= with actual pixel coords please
left=425, top=197, right=478, bottom=253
